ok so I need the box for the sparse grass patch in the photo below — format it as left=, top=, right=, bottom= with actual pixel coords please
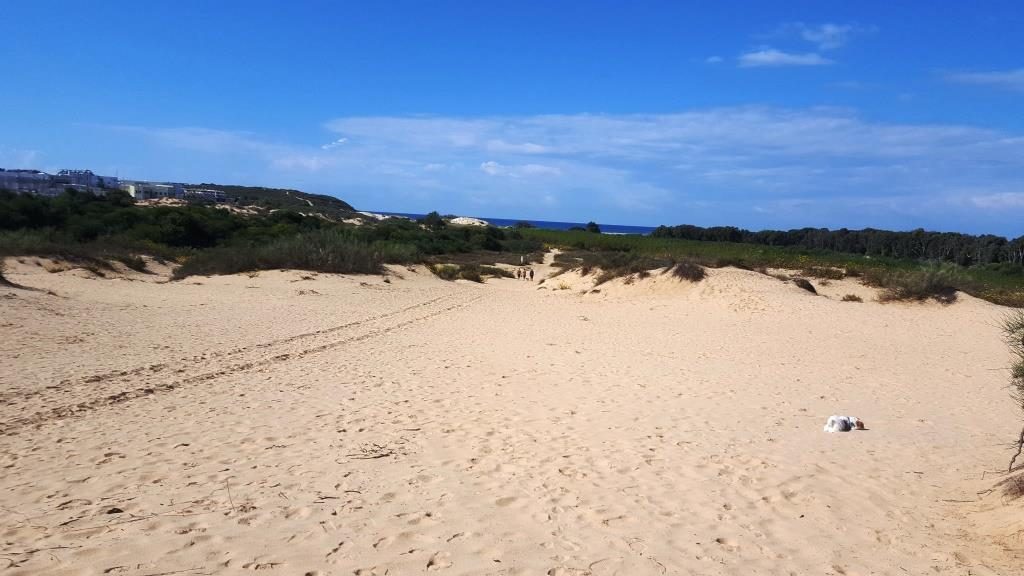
left=479, top=265, right=514, bottom=278
left=428, top=263, right=494, bottom=282
left=114, top=254, right=148, bottom=273
left=841, top=294, right=863, bottom=302
left=429, top=264, right=459, bottom=280
left=866, top=265, right=963, bottom=304
left=1003, top=310, right=1024, bottom=471
left=801, top=266, right=847, bottom=280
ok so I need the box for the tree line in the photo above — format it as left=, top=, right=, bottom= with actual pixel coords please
left=651, top=224, right=1024, bottom=267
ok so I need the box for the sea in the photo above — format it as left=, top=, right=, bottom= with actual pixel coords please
left=377, top=212, right=658, bottom=235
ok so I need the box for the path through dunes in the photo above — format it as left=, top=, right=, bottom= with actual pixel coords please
left=0, top=261, right=1019, bottom=575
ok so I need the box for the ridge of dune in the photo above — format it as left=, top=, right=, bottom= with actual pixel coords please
left=1, top=254, right=1021, bottom=575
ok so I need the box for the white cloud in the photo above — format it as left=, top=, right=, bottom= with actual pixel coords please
left=738, top=48, right=833, bottom=68
left=0, top=147, right=42, bottom=168
left=321, top=137, right=348, bottom=150
left=795, top=23, right=855, bottom=50
left=970, top=192, right=1024, bottom=209
left=705, top=55, right=724, bottom=64
left=520, top=164, right=562, bottom=176
left=945, top=68, right=1024, bottom=92
left=480, top=160, right=562, bottom=178
left=480, top=160, right=504, bottom=175
left=485, top=139, right=548, bottom=154
left=102, top=108, right=1024, bottom=233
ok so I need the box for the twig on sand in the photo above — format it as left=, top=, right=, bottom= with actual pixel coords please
left=347, top=442, right=398, bottom=459
left=225, top=479, right=235, bottom=511
left=138, top=568, right=211, bottom=576
left=1009, top=425, right=1024, bottom=472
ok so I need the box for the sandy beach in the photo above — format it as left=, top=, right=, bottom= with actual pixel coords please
left=2, top=255, right=1021, bottom=575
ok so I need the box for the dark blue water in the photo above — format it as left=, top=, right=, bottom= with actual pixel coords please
left=378, top=212, right=658, bottom=235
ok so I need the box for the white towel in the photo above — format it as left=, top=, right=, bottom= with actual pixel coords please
left=824, top=415, right=862, bottom=433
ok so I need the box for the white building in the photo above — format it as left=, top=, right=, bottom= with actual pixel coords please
left=120, top=181, right=185, bottom=200
left=0, top=169, right=52, bottom=194
left=54, top=169, right=119, bottom=191
left=184, top=188, right=228, bottom=202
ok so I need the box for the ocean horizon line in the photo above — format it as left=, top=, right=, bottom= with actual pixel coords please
left=372, top=211, right=658, bottom=235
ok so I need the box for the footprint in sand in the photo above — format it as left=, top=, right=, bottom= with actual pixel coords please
left=715, top=537, right=739, bottom=552
left=426, top=551, right=453, bottom=571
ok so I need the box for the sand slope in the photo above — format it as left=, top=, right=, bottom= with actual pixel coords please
left=1, top=256, right=1020, bottom=575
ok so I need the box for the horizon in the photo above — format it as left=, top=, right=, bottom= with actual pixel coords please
left=4, top=1, right=1024, bottom=237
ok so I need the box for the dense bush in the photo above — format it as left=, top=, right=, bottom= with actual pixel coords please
left=653, top=222, right=1024, bottom=267
left=173, top=230, right=386, bottom=278
left=428, top=263, right=506, bottom=283
left=0, top=190, right=544, bottom=279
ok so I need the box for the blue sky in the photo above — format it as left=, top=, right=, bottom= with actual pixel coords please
left=3, top=1, right=1024, bottom=236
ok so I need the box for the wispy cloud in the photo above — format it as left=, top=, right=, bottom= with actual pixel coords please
left=321, top=137, right=348, bottom=150
left=98, top=107, right=1024, bottom=233
left=798, top=23, right=854, bottom=50
left=737, top=22, right=868, bottom=69
left=945, top=68, right=1024, bottom=92
left=738, top=49, right=833, bottom=68
left=0, top=147, right=42, bottom=168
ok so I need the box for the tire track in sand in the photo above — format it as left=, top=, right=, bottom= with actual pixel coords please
left=0, top=293, right=458, bottom=407
left=0, top=292, right=481, bottom=435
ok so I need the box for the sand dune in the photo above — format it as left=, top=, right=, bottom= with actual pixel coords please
left=1, top=255, right=1021, bottom=575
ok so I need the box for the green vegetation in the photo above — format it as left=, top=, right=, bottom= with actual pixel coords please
left=0, top=190, right=542, bottom=279
left=670, top=261, right=706, bottom=282
left=428, top=263, right=511, bottom=282
left=194, top=183, right=356, bottom=218
left=3, top=189, right=1022, bottom=306
left=552, top=251, right=707, bottom=285
left=418, top=211, right=446, bottom=230
left=864, top=265, right=961, bottom=304
left=652, top=223, right=1024, bottom=267
left=523, top=228, right=1024, bottom=306
left=841, top=294, right=864, bottom=302
left=173, top=230, right=389, bottom=278
left=1004, top=310, right=1024, bottom=471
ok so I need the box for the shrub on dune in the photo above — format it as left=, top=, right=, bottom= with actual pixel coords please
left=1004, top=310, right=1024, bottom=471
left=841, top=294, right=863, bottom=302
left=670, top=260, right=706, bottom=282
left=801, top=266, right=847, bottom=280
left=792, top=277, right=817, bottom=294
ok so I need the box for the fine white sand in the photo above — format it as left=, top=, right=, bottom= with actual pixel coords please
left=1, top=254, right=1021, bottom=575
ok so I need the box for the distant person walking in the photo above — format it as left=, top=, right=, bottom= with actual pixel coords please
left=529, top=268, right=535, bottom=281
